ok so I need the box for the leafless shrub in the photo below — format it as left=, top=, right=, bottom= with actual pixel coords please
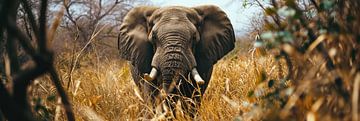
left=0, top=0, right=74, bottom=120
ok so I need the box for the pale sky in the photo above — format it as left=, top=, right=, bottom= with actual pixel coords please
left=148, top=0, right=262, bottom=36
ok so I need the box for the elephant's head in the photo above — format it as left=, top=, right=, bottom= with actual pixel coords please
left=118, top=5, right=235, bottom=93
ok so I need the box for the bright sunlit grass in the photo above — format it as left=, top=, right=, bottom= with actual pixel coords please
left=30, top=40, right=286, bottom=120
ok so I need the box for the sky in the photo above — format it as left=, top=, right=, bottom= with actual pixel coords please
left=148, top=0, right=262, bottom=36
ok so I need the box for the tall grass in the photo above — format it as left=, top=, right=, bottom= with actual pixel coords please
left=29, top=38, right=287, bottom=120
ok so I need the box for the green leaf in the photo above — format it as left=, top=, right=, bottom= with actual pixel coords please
left=320, top=0, right=334, bottom=10
left=242, top=0, right=248, bottom=8
left=261, top=31, right=274, bottom=40
left=254, top=41, right=264, bottom=47
left=319, top=29, right=327, bottom=34
left=280, top=31, right=293, bottom=42
left=277, top=6, right=296, bottom=18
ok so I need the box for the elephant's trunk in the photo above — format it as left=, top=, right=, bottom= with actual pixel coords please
left=160, top=51, right=185, bottom=92
left=158, top=33, right=196, bottom=92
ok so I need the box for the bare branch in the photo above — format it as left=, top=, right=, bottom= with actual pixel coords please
left=19, top=0, right=39, bottom=41
left=0, top=82, right=34, bottom=121
left=255, top=0, right=281, bottom=27
left=1, top=0, right=76, bottom=120
left=49, top=67, right=75, bottom=121
left=39, top=0, right=49, bottom=53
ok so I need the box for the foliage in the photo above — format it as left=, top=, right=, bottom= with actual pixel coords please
left=242, top=0, right=360, bottom=120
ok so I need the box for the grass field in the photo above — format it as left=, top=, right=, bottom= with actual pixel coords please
left=29, top=39, right=289, bottom=120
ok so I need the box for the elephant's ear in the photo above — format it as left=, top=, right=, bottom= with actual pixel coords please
left=192, top=5, right=235, bottom=65
left=118, top=6, right=158, bottom=68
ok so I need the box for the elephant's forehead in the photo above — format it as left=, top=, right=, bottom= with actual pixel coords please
left=150, top=6, right=200, bottom=23
left=154, top=6, right=194, bottom=15
left=160, top=6, right=187, bottom=11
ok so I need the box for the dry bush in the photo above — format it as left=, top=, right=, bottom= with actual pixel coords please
left=241, top=0, right=360, bottom=120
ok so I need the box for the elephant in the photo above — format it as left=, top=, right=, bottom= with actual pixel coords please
left=117, top=5, right=235, bottom=116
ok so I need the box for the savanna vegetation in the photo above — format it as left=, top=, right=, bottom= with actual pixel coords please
left=0, top=0, right=359, bottom=121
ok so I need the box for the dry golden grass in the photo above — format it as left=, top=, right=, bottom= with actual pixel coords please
left=29, top=40, right=288, bottom=120
left=24, top=0, right=360, bottom=120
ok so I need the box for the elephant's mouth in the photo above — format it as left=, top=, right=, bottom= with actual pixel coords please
left=143, top=67, right=205, bottom=85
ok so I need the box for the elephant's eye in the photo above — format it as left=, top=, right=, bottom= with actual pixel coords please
left=148, top=22, right=154, bottom=28
left=151, top=32, right=157, bottom=41
left=195, top=22, right=202, bottom=30
left=148, top=31, right=157, bottom=44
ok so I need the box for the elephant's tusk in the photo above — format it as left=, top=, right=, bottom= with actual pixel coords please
left=144, top=67, right=158, bottom=81
left=191, top=68, right=205, bottom=85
